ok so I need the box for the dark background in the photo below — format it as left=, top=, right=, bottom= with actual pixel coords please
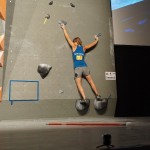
left=114, top=45, right=150, bottom=116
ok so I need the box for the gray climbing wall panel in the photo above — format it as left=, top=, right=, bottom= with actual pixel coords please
left=0, top=0, right=117, bottom=120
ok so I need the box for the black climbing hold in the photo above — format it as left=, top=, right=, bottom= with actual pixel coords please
left=94, top=98, right=107, bottom=111
left=94, top=94, right=111, bottom=111
left=37, top=64, right=52, bottom=79
left=96, top=33, right=101, bottom=37
left=44, top=14, right=50, bottom=24
left=58, top=20, right=67, bottom=25
left=75, top=99, right=90, bottom=112
left=49, top=1, right=53, bottom=5
left=45, top=14, right=50, bottom=19
left=70, top=3, right=75, bottom=7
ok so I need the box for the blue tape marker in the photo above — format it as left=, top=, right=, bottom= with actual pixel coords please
left=9, top=80, right=39, bottom=105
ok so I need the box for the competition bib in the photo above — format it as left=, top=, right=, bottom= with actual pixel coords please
left=76, top=55, right=83, bottom=60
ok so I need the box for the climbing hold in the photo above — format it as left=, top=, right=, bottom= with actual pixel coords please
left=70, top=3, right=75, bottom=7
left=58, top=20, right=67, bottom=25
left=49, top=1, right=53, bottom=5
left=37, top=64, right=52, bottom=79
left=96, top=33, right=101, bottom=37
left=94, top=98, right=107, bottom=111
left=59, top=90, right=64, bottom=94
left=44, top=14, right=50, bottom=24
left=75, top=99, right=90, bottom=112
left=94, top=95, right=111, bottom=111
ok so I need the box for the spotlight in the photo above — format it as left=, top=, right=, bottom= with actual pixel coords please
left=96, top=134, right=114, bottom=149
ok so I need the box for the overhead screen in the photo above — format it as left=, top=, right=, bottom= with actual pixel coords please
left=111, top=0, right=150, bottom=46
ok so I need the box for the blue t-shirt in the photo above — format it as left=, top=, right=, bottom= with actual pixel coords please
left=72, top=45, right=87, bottom=69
